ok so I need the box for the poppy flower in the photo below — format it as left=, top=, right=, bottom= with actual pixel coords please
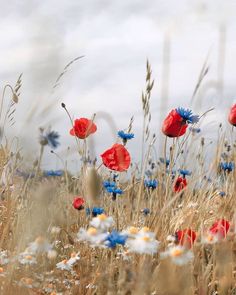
left=173, top=177, right=187, bottom=192
left=162, top=108, right=199, bottom=137
left=73, top=197, right=85, bottom=210
left=176, top=229, right=196, bottom=248
left=70, top=118, right=97, bottom=139
left=101, top=143, right=131, bottom=172
left=228, top=104, right=236, bottom=126
left=209, top=219, right=230, bottom=239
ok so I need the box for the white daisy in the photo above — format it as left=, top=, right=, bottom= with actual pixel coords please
left=27, top=236, right=52, bottom=254
left=126, top=235, right=159, bottom=255
left=202, top=232, right=219, bottom=244
left=67, top=252, right=80, bottom=267
left=90, top=214, right=114, bottom=231
left=77, top=227, right=108, bottom=246
left=56, top=259, right=72, bottom=271
left=138, top=227, right=156, bottom=238
left=0, top=250, right=9, bottom=265
left=18, top=252, right=37, bottom=265
left=122, top=226, right=139, bottom=238
left=160, top=245, right=194, bottom=265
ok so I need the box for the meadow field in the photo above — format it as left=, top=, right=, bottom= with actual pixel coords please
left=0, top=59, right=235, bottom=295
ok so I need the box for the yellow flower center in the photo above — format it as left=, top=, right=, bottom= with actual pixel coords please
left=87, top=227, right=97, bottom=235
left=129, top=227, right=138, bottom=234
left=0, top=267, right=3, bottom=273
left=171, top=249, right=183, bottom=257
left=71, top=252, right=76, bottom=258
left=141, top=236, right=151, bottom=242
left=207, top=235, right=214, bottom=242
left=98, top=214, right=107, bottom=221
left=142, top=227, right=150, bottom=232
left=62, top=259, right=68, bottom=264
left=25, top=255, right=33, bottom=260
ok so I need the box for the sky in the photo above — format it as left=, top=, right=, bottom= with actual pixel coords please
left=0, top=0, right=236, bottom=171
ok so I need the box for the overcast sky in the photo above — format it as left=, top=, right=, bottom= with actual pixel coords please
left=0, top=0, right=236, bottom=171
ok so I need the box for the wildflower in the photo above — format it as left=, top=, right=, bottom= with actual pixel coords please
left=173, top=177, right=187, bottom=193
left=90, top=214, right=114, bottom=231
left=101, top=144, right=131, bottom=172
left=138, top=227, right=156, bottom=238
left=159, top=157, right=170, bottom=167
left=105, top=186, right=123, bottom=195
left=27, top=236, right=52, bottom=254
left=220, top=162, right=234, bottom=173
left=56, top=259, right=73, bottom=271
left=175, top=229, right=196, bottom=248
left=209, top=219, right=230, bottom=239
left=162, top=108, right=199, bottom=137
left=77, top=227, right=108, bottom=245
left=70, top=118, right=97, bottom=139
left=43, top=170, right=64, bottom=177
left=126, top=235, right=160, bottom=255
left=86, top=207, right=105, bottom=217
left=219, top=191, right=226, bottom=197
left=73, top=197, right=85, bottom=210
left=189, top=127, right=201, bottom=134
left=47, top=250, right=57, bottom=260
left=144, top=179, right=158, bottom=190
left=105, top=231, right=128, bottom=248
left=118, top=130, right=134, bottom=144
left=40, top=129, right=60, bottom=149
left=141, top=208, right=150, bottom=216
left=178, top=169, right=191, bottom=177
left=18, top=253, right=37, bottom=265
left=103, top=180, right=116, bottom=188
left=160, top=245, right=194, bottom=265
left=122, top=226, right=139, bottom=238
left=202, top=232, right=219, bottom=244
left=0, top=251, right=9, bottom=265
left=228, top=104, right=236, bottom=126
left=50, top=226, right=61, bottom=235
left=67, top=252, right=80, bottom=266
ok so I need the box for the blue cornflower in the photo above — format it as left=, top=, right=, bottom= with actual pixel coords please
left=179, top=169, right=191, bottom=177
left=220, top=162, right=234, bottom=172
left=40, top=130, right=60, bottom=149
left=176, top=107, right=199, bottom=124
left=159, top=158, right=170, bottom=167
left=105, top=230, right=128, bottom=248
left=86, top=207, right=105, bottom=217
left=43, top=170, right=64, bottom=177
left=118, top=130, right=134, bottom=141
left=141, top=208, right=150, bottom=215
left=144, top=179, right=158, bottom=189
left=189, top=127, right=201, bottom=134
left=106, top=186, right=123, bottom=195
left=103, top=181, right=116, bottom=188
left=219, top=191, right=226, bottom=197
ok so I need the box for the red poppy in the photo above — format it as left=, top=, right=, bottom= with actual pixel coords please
left=209, top=219, right=230, bottom=239
left=176, top=229, right=196, bottom=248
left=70, top=118, right=97, bottom=139
left=101, top=143, right=131, bottom=172
left=228, top=104, right=236, bottom=126
left=73, top=197, right=85, bottom=210
left=173, top=177, right=187, bottom=192
left=162, top=109, right=188, bottom=137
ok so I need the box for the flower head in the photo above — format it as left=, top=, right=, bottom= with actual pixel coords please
left=161, top=245, right=194, bottom=265
left=90, top=214, right=114, bottom=231
left=209, top=219, right=230, bottom=239
left=73, top=197, right=85, bottom=210
left=118, top=130, right=134, bottom=141
left=220, top=162, right=234, bottom=173
left=70, top=118, right=97, bottom=139
left=86, top=207, right=105, bottom=217
left=40, top=129, right=60, bottom=149
left=144, top=179, right=158, bottom=190
left=106, top=186, right=123, bottom=195
left=189, top=127, right=201, bottom=134
left=175, top=229, right=196, bottom=248
left=126, top=234, right=160, bottom=255
left=27, top=237, right=52, bottom=254
left=101, top=144, right=131, bottom=172
left=141, top=208, right=150, bottom=216
left=228, top=104, right=236, bottom=126
left=162, top=108, right=199, bottom=138
left=173, top=177, right=187, bottom=193
left=179, top=169, right=191, bottom=177
left=103, top=181, right=116, bottom=188
left=105, top=231, right=128, bottom=248
left=77, top=227, right=108, bottom=246
left=43, top=170, right=64, bottom=177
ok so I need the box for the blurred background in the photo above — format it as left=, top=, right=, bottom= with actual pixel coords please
left=0, top=0, right=235, bottom=171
